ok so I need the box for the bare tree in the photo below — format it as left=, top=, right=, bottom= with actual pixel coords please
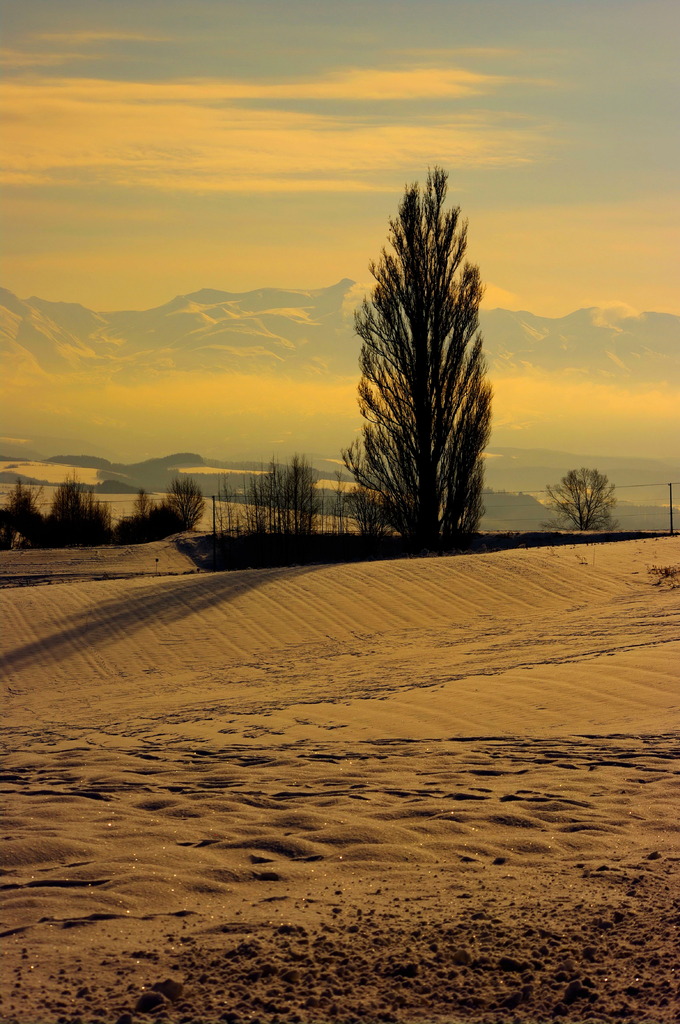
left=282, top=454, right=320, bottom=535
left=133, top=488, right=154, bottom=519
left=166, top=476, right=205, bottom=531
left=345, top=486, right=390, bottom=540
left=216, top=474, right=241, bottom=537
left=243, top=455, right=320, bottom=536
left=48, top=475, right=112, bottom=545
left=343, top=167, right=492, bottom=551
left=244, top=461, right=279, bottom=534
left=332, top=470, right=348, bottom=535
left=0, top=479, right=44, bottom=548
left=543, top=468, right=618, bottom=531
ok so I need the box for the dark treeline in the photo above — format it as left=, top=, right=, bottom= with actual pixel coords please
left=0, top=457, right=401, bottom=568
left=214, top=455, right=398, bottom=568
left=0, top=476, right=202, bottom=550
left=217, top=531, right=401, bottom=570
left=0, top=478, right=113, bottom=549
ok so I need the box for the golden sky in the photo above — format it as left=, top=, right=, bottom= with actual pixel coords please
left=1, top=1, right=678, bottom=463
left=2, top=0, right=678, bottom=315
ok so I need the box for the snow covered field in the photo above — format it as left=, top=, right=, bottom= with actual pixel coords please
left=1, top=536, right=678, bottom=1023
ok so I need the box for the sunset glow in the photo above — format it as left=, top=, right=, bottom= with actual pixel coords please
left=2, top=0, right=678, bottom=314
left=1, top=1, right=678, bottom=461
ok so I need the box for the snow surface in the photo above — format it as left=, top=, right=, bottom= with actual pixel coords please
left=1, top=536, right=678, bottom=1022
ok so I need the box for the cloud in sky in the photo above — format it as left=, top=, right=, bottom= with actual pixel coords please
left=22, top=64, right=516, bottom=100
left=1, top=67, right=548, bottom=193
left=2, top=0, right=678, bottom=320
left=36, top=31, right=173, bottom=44
left=1, top=30, right=172, bottom=69
left=0, top=48, right=91, bottom=69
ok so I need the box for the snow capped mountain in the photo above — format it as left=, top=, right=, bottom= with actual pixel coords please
left=481, top=306, right=679, bottom=381
left=0, top=280, right=361, bottom=380
left=1, top=281, right=678, bottom=385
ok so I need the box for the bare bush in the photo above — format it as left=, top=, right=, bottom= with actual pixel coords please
left=114, top=489, right=185, bottom=543
left=648, top=564, right=679, bottom=588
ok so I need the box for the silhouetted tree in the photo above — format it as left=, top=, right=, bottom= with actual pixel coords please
left=543, top=468, right=618, bottom=531
left=115, top=489, right=168, bottom=543
left=243, top=455, right=320, bottom=536
left=166, top=476, right=205, bottom=531
left=345, top=486, right=390, bottom=540
left=133, top=488, right=153, bottom=520
left=343, top=167, right=492, bottom=551
left=280, top=454, right=320, bottom=535
left=47, top=476, right=112, bottom=545
left=243, top=463, right=277, bottom=534
left=0, top=479, right=44, bottom=548
left=147, top=501, right=184, bottom=538
left=215, top=475, right=241, bottom=537
left=331, top=471, right=348, bottom=535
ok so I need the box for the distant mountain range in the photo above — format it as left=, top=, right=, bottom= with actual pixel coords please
left=2, top=281, right=678, bottom=384
left=1, top=443, right=676, bottom=498
left=1, top=280, right=360, bottom=380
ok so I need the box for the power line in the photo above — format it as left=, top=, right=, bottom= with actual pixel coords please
left=615, top=481, right=680, bottom=489
left=482, top=481, right=679, bottom=496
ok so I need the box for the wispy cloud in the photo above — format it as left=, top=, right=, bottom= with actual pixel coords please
left=3, top=66, right=514, bottom=103
left=228, top=66, right=511, bottom=101
left=36, top=31, right=172, bottom=44
left=0, top=48, right=92, bottom=69
left=1, top=71, right=549, bottom=193
left=395, top=47, right=526, bottom=60
left=2, top=31, right=172, bottom=68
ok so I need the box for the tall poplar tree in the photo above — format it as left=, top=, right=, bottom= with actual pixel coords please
left=344, top=167, right=492, bottom=550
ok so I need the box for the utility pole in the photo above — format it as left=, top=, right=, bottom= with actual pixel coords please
left=212, top=494, right=217, bottom=570
left=670, top=483, right=675, bottom=536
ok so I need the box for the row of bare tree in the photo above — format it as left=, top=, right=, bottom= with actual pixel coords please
left=0, top=462, right=392, bottom=552
left=215, top=455, right=389, bottom=542
left=0, top=478, right=112, bottom=549
left=0, top=476, right=205, bottom=549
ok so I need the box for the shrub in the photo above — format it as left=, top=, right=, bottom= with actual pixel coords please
left=114, top=490, right=184, bottom=543
left=648, top=564, right=679, bottom=588
left=45, top=476, right=112, bottom=546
